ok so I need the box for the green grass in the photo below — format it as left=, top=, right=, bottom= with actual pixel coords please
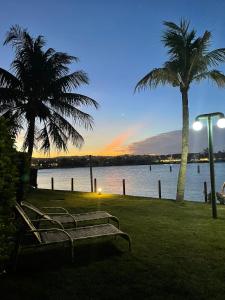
left=2, top=189, right=225, bottom=299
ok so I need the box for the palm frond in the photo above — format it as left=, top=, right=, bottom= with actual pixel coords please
left=37, top=122, right=50, bottom=153
left=46, top=117, right=68, bottom=151
left=4, top=24, right=26, bottom=46
left=50, top=103, right=94, bottom=129
left=163, top=20, right=189, bottom=35
left=49, top=111, right=84, bottom=148
left=11, top=60, right=28, bottom=84
left=204, top=48, right=225, bottom=67
left=0, top=87, right=23, bottom=104
left=22, top=123, right=38, bottom=151
left=44, top=48, right=56, bottom=59
left=34, top=35, right=45, bottom=50
left=200, top=31, right=211, bottom=52
left=54, top=71, right=89, bottom=92
left=193, top=70, right=225, bottom=87
left=0, top=68, right=20, bottom=88
left=49, top=52, right=79, bottom=65
left=162, top=20, right=192, bottom=57
left=51, top=93, right=99, bottom=109
left=1, top=109, right=24, bottom=135
left=135, top=67, right=179, bottom=92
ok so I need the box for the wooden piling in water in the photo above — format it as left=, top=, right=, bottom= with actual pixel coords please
left=51, top=177, right=54, bottom=191
left=94, top=178, right=97, bottom=193
left=204, top=181, right=208, bottom=203
left=123, top=179, right=126, bottom=196
left=158, top=180, right=161, bottom=198
left=149, top=165, right=152, bottom=171
left=197, top=165, right=200, bottom=174
left=89, top=155, right=93, bottom=192
left=71, top=178, right=74, bottom=191
left=169, top=165, right=172, bottom=172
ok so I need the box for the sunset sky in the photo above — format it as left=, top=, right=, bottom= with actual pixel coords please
left=1, top=0, right=225, bottom=157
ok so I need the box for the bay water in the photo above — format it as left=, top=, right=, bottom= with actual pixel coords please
left=37, top=163, right=225, bottom=202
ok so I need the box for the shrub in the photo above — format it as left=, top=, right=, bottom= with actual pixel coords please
left=0, top=118, right=18, bottom=209
left=0, top=118, right=18, bottom=268
left=15, top=151, right=30, bottom=203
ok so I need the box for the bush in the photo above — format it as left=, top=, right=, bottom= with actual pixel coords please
left=15, top=151, right=30, bottom=203
left=0, top=217, right=17, bottom=265
left=0, top=118, right=18, bottom=268
left=0, top=118, right=18, bottom=209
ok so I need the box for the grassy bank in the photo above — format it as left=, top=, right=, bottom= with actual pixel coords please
left=2, top=189, right=225, bottom=299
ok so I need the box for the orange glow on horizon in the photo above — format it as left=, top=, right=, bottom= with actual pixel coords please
left=96, top=126, right=142, bottom=156
left=32, top=129, right=132, bottom=157
left=97, top=132, right=131, bottom=156
left=17, top=124, right=143, bottom=158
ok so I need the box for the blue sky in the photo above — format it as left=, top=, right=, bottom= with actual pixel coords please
left=1, top=0, right=225, bottom=156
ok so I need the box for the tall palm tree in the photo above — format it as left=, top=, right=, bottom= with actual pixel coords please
left=0, top=25, right=98, bottom=166
left=135, top=20, right=225, bottom=201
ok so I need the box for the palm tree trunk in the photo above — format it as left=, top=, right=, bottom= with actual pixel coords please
left=27, top=117, right=35, bottom=167
left=176, top=89, right=189, bottom=201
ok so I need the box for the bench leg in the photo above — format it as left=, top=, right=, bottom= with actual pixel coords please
left=70, top=241, right=75, bottom=263
left=121, top=234, right=131, bottom=251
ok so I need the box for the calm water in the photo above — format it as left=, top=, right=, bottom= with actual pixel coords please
left=37, top=163, right=225, bottom=202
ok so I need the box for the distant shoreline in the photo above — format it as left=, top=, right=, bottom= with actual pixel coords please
left=35, top=160, right=225, bottom=170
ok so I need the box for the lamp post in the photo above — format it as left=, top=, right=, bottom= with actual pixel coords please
left=193, top=112, right=225, bottom=219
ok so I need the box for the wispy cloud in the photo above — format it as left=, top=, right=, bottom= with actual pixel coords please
left=97, top=125, right=143, bottom=156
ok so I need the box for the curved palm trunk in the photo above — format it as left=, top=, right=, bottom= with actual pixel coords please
left=176, top=89, right=189, bottom=201
left=27, top=117, right=35, bottom=168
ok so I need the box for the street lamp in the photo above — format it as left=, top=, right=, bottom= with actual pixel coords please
left=193, top=112, right=225, bottom=219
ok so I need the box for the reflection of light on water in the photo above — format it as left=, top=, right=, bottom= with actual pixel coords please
left=37, top=163, right=225, bottom=202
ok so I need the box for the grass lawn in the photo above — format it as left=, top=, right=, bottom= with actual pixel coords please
left=2, top=189, right=225, bottom=299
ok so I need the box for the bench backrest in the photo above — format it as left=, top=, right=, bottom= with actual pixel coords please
left=21, top=201, right=51, bottom=220
left=15, top=204, right=42, bottom=244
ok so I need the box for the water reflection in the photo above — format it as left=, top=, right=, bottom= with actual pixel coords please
left=37, top=163, right=225, bottom=202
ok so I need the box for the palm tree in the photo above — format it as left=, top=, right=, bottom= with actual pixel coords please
left=135, top=20, right=225, bottom=201
left=0, top=25, right=98, bottom=166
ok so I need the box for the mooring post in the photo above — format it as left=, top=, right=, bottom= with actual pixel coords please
left=204, top=181, right=208, bottom=203
left=169, top=165, right=172, bottom=172
left=94, top=178, right=97, bottom=193
left=123, top=179, right=126, bottom=196
left=158, top=180, right=161, bottom=199
left=89, top=155, right=93, bottom=192
left=149, top=165, right=152, bottom=172
left=51, top=177, right=54, bottom=191
left=197, top=165, right=200, bottom=174
left=71, top=178, right=74, bottom=191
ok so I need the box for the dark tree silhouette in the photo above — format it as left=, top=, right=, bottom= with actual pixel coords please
left=0, top=25, right=98, bottom=165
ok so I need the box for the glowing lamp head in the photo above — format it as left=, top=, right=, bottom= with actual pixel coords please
left=193, top=121, right=203, bottom=131
left=98, top=188, right=102, bottom=195
left=217, top=118, right=225, bottom=128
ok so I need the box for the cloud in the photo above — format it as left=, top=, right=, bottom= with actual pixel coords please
left=128, top=127, right=225, bottom=155
left=97, top=125, right=142, bottom=156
